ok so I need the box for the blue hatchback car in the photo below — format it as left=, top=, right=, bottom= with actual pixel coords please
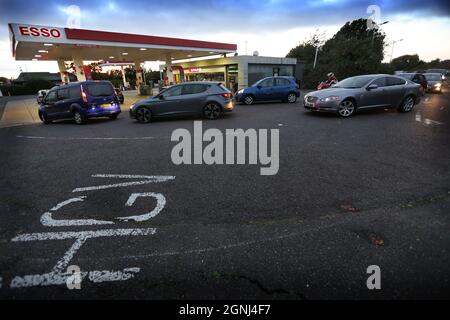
left=235, top=76, right=300, bottom=105
left=38, top=80, right=121, bottom=125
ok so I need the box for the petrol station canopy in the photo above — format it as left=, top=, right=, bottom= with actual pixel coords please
left=8, top=23, right=237, bottom=62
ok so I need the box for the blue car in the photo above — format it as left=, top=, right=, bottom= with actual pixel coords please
left=235, top=76, right=300, bottom=105
left=38, top=80, right=121, bottom=125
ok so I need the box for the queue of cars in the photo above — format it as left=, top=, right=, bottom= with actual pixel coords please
left=37, top=70, right=444, bottom=124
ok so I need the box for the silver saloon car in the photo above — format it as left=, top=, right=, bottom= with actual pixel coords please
left=304, top=74, right=421, bottom=117
left=130, top=82, right=234, bottom=123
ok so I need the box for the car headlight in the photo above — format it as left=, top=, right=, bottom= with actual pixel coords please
left=130, top=104, right=135, bottom=110
left=238, top=89, right=244, bottom=94
left=320, top=96, right=341, bottom=102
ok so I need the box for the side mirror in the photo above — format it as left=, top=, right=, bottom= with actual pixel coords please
left=367, top=84, right=378, bottom=90
left=257, top=85, right=262, bottom=89
left=158, top=95, right=165, bottom=100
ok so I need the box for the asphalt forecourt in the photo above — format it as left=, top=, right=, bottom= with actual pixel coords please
left=0, top=89, right=449, bottom=299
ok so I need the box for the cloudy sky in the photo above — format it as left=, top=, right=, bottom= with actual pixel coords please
left=0, top=0, right=449, bottom=78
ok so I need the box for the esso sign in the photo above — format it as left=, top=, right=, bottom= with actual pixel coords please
left=18, top=26, right=61, bottom=38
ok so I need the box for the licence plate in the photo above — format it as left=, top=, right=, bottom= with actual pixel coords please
left=100, top=103, right=112, bottom=108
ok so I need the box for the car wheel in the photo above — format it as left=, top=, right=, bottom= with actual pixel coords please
left=338, top=100, right=355, bottom=117
left=203, top=103, right=221, bottom=120
left=398, top=96, right=415, bottom=112
left=287, top=92, right=297, bottom=103
left=136, top=107, right=152, bottom=123
left=73, top=111, right=85, bottom=125
left=39, top=111, right=51, bottom=124
left=243, top=95, right=254, bottom=105
left=109, top=114, right=118, bottom=120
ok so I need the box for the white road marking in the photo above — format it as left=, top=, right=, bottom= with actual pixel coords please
left=92, top=174, right=175, bottom=179
left=0, top=276, right=2, bottom=288
left=40, top=196, right=114, bottom=227
left=11, top=228, right=156, bottom=242
left=117, top=192, right=166, bottom=222
left=15, top=135, right=161, bottom=140
left=10, top=268, right=141, bottom=288
left=10, top=228, right=156, bottom=288
left=50, top=196, right=86, bottom=211
left=415, top=111, right=444, bottom=126
left=72, top=174, right=175, bottom=192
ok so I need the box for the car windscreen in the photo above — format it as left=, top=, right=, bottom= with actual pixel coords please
left=424, top=74, right=441, bottom=81
left=86, top=83, right=115, bottom=96
left=333, top=76, right=374, bottom=88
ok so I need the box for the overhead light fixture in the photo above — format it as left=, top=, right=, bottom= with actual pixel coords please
left=34, top=54, right=42, bottom=58
left=43, top=43, right=53, bottom=46
left=109, top=56, right=115, bottom=59
left=139, top=48, right=147, bottom=51
left=209, top=52, right=215, bottom=54
left=122, top=52, right=128, bottom=55
left=187, top=54, right=193, bottom=57
left=32, top=59, right=38, bottom=61
left=38, top=50, right=48, bottom=53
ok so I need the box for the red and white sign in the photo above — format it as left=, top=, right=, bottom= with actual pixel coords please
left=188, top=67, right=201, bottom=73
left=10, top=23, right=67, bottom=43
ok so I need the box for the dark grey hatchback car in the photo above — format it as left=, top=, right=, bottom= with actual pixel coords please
left=130, top=82, right=234, bottom=123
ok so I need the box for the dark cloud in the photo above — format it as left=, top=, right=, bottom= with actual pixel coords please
left=0, top=0, right=448, bottom=38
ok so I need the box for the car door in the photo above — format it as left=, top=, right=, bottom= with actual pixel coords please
left=42, top=90, right=58, bottom=118
left=386, top=76, right=407, bottom=107
left=255, top=78, right=275, bottom=101
left=273, top=78, right=290, bottom=100
left=180, top=84, right=209, bottom=114
left=152, top=85, right=183, bottom=116
left=54, top=88, right=71, bottom=119
left=359, top=77, right=389, bottom=108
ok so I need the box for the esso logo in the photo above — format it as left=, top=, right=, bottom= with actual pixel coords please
left=18, top=26, right=61, bottom=38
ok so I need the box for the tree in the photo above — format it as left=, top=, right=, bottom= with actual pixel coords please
left=390, top=54, right=423, bottom=71
left=287, top=19, right=387, bottom=88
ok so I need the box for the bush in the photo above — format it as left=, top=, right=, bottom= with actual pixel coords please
left=0, top=79, right=54, bottom=96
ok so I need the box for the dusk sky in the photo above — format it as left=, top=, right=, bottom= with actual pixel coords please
left=0, top=0, right=449, bottom=78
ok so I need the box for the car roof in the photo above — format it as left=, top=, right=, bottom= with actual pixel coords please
left=423, top=73, right=442, bottom=76
left=178, top=81, right=221, bottom=85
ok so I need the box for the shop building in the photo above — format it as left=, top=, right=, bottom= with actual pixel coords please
left=168, top=55, right=303, bottom=91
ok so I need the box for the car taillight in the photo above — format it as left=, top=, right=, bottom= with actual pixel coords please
left=221, top=92, right=232, bottom=99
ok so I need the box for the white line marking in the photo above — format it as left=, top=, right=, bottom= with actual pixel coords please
left=11, top=228, right=156, bottom=242
left=92, top=174, right=175, bottom=179
left=415, top=111, right=444, bottom=126
left=16, top=135, right=160, bottom=140
left=10, top=268, right=141, bottom=288
left=53, top=236, right=86, bottom=273
left=50, top=196, right=86, bottom=211
left=0, top=276, right=2, bottom=288
left=72, top=175, right=175, bottom=192
left=117, top=192, right=166, bottom=222
left=10, top=228, right=156, bottom=288
left=40, top=196, right=114, bottom=227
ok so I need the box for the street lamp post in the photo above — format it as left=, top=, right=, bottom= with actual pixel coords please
left=390, top=38, right=403, bottom=63
left=313, top=45, right=319, bottom=69
left=371, top=20, right=389, bottom=44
